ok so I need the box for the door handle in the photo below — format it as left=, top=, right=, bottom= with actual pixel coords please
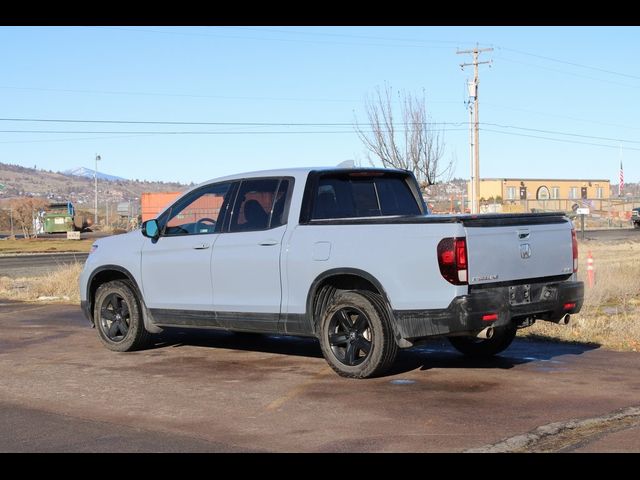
left=193, top=243, right=210, bottom=250
left=258, top=239, right=279, bottom=246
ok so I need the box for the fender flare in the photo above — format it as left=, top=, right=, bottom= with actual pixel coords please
left=86, top=265, right=162, bottom=334
left=305, top=268, right=410, bottom=347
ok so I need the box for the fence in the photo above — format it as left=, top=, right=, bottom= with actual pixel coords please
left=429, top=197, right=640, bottom=228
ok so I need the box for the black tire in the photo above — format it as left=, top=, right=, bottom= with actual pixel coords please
left=318, top=290, right=398, bottom=379
left=634, top=222, right=640, bottom=229
left=93, top=280, right=152, bottom=352
left=447, top=325, right=517, bottom=358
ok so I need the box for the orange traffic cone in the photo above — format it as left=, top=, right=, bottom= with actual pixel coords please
left=587, top=251, right=595, bottom=288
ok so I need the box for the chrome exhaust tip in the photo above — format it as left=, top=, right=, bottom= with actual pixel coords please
left=477, top=327, right=494, bottom=339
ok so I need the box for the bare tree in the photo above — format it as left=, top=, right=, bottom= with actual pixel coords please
left=9, top=197, right=47, bottom=238
left=355, top=85, right=454, bottom=190
left=0, top=208, right=10, bottom=233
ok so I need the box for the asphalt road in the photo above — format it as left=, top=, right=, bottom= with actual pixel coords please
left=0, top=301, right=638, bottom=452
left=0, top=253, right=89, bottom=278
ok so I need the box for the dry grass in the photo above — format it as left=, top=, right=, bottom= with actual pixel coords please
left=522, top=240, right=640, bottom=351
left=94, top=225, right=127, bottom=235
left=0, top=238, right=93, bottom=254
left=0, top=262, right=83, bottom=303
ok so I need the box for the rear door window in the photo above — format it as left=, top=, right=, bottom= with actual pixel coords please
left=311, top=173, right=421, bottom=220
left=229, top=178, right=292, bottom=232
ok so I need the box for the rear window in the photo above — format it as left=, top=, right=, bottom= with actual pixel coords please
left=311, top=173, right=421, bottom=220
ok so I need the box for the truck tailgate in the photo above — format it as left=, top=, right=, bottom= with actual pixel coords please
left=464, top=218, right=574, bottom=285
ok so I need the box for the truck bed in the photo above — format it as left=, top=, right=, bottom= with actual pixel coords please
left=306, top=212, right=568, bottom=227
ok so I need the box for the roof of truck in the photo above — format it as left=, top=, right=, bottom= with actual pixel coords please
left=197, top=166, right=408, bottom=189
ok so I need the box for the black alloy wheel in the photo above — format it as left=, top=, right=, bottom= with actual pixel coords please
left=318, top=290, right=398, bottom=379
left=327, top=306, right=373, bottom=366
left=93, top=279, right=151, bottom=352
left=99, top=292, right=131, bottom=343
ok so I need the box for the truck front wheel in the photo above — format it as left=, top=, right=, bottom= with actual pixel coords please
left=318, top=290, right=398, bottom=379
left=447, top=325, right=517, bottom=358
left=94, top=280, right=152, bottom=352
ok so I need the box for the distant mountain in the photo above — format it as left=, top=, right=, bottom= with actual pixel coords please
left=0, top=162, right=187, bottom=208
left=64, top=167, right=125, bottom=182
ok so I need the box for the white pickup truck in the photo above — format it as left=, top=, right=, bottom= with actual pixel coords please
left=79, top=167, right=584, bottom=378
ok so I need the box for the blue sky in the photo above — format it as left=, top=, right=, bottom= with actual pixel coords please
left=0, top=26, right=638, bottom=185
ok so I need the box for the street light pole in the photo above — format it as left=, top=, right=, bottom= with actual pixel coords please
left=94, top=154, right=101, bottom=226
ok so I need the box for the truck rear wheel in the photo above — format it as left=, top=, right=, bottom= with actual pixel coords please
left=94, top=280, right=152, bottom=352
left=448, top=325, right=517, bottom=358
left=318, top=290, right=397, bottom=379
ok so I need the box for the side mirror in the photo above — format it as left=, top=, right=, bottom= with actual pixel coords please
left=141, top=219, right=160, bottom=239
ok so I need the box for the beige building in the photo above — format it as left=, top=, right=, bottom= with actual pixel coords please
left=471, top=178, right=611, bottom=202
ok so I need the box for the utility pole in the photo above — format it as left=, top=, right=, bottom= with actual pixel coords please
left=94, top=154, right=101, bottom=226
left=467, top=95, right=475, bottom=213
left=457, top=45, right=493, bottom=214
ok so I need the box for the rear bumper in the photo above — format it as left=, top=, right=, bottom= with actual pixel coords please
left=392, top=280, right=584, bottom=341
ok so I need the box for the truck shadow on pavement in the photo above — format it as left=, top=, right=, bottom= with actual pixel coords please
left=151, top=328, right=600, bottom=377
left=390, top=338, right=600, bottom=376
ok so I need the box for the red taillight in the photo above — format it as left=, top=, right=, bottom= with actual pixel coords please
left=441, top=250, right=455, bottom=264
left=571, top=228, right=578, bottom=273
left=563, top=302, right=576, bottom=311
left=437, top=237, right=468, bottom=285
left=482, top=313, right=498, bottom=321
left=456, top=238, right=467, bottom=269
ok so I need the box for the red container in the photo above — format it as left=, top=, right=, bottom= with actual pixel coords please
left=141, top=192, right=182, bottom=222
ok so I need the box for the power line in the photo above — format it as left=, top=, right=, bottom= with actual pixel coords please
left=0, top=85, right=462, bottom=105
left=483, top=103, right=640, bottom=132
left=1, top=117, right=640, bottom=144
left=0, top=85, right=359, bottom=103
left=498, top=46, right=640, bottom=81
left=0, top=128, right=469, bottom=135
left=3, top=109, right=640, bottom=136
left=0, top=117, right=467, bottom=127
left=497, top=56, right=640, bottom=90
left=83, top=26, right=456, bottom=50
left=88, top=27, right=640, bottom=83
left=218, top=26, right=472, bottom=46
left=481, top=128, right=640, bottom=152
left=0, top=133, right=155, bottom=144
left=1, top=125, right=638, bottom=153
left=483, top=123, right=640, bottom=145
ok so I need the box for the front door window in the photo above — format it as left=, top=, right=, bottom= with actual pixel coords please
left=162, top=182, right=233, bottom=236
